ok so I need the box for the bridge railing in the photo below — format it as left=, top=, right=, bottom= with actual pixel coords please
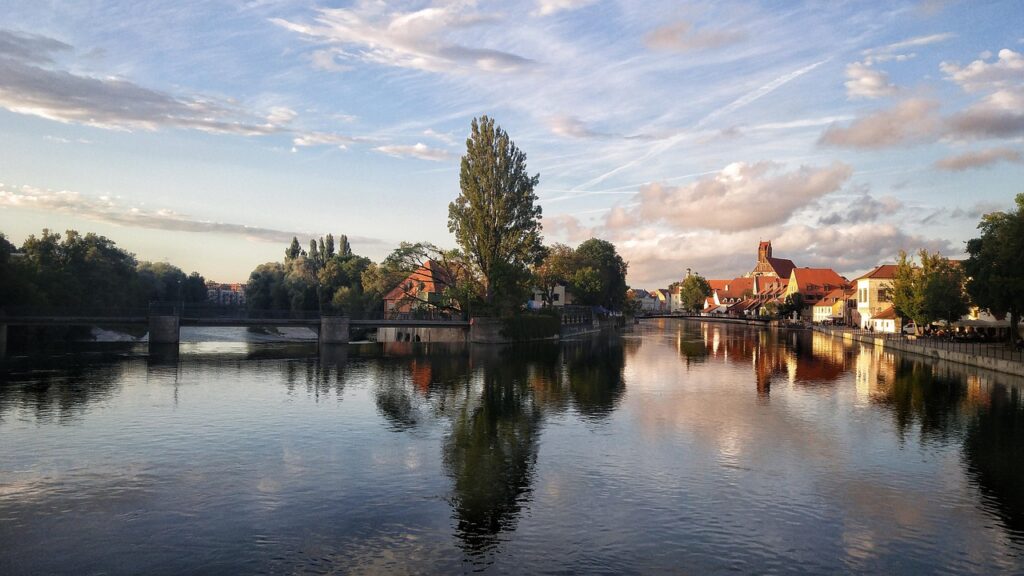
left=176, top=305, right=322, bottom=321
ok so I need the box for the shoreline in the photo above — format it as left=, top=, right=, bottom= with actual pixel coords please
left=811, top=324, right=1024, bottom=377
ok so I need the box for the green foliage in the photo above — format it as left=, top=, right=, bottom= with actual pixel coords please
left=891, top=249, right=970, bottom=332
left=247, top=234, right=374, bottom=316
left=533, top=243, right=575, bottom=306
left=965, top=193, right=1024, bottom=345
left=570, top=238, right=628, bottom=310
left=779, top=293, right=803, bottom=318
left=136, top=261, right=207, bottom=304
left=449, top=115, right=543, bottom=311
left=0, top=228, right=207, bottom=311
left=368, top=241, right=481, bottom=319
left=679, top=274, right=712, bottom=312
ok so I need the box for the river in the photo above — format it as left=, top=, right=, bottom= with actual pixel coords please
left=1, top=319, right=1022, bottom=574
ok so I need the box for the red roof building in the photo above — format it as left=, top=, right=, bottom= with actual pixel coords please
left=383, top=260, right=458, bottom=318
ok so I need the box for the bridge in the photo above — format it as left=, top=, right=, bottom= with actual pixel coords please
left=0, top=305, right=470, bottom=353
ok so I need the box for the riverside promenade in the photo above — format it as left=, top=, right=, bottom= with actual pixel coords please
left=811, top=324, right=1024, bottom=377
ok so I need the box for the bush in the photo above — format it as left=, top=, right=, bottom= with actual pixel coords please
left=500, top=313, right=560, bottom=341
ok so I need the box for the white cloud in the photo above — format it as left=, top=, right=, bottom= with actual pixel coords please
left=644, top=21, right=745, bottom=52
left=934, top=147, right=1023, bottom=171
left=818, top=98, right=940, bottom=148
left=844, top=61, right=897, bottom=99
left=863, top=33, right=955, bottom=57
left=940, top=48, right=1024, bottom=92
left=533, top=0, right=598, bottom=17
left=273, top=5, right=534, bottom=74
left=292, top=131, right=363, bottom=149
left=608, top=161, right=853, bottom=233
left=373, top=142, right=451, bottom=161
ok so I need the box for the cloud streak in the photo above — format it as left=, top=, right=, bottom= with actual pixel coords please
left=935, top=147, right=1022, bottom=171
left=274, top=5, right=535, bottom=74
left=0, top=29, right=293, bottom=135
left=0, top=183, right=383, bottom=245
left=373, top=142, right=452, bottom=161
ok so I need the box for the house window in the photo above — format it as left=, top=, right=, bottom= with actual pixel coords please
left=553, top=293, right=560, bottom=302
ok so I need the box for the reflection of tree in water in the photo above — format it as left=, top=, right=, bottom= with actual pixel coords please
left=369, top=339, right=628, bottom=560
left=443, top=353, right=542, bottom=559
left=0, top=351, right=131, bottom=423
left=872, top=359, right=967, bottom=442
left=564, top=337, right=626, bottom=419
left=964, top=384, right=1024, bottom=541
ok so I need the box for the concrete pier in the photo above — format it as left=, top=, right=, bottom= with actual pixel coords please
left=320, top=315, right=350, bottom=344
left=0, top=321, right=6, bottom=360
left=149, top=315, right=180, bottom=345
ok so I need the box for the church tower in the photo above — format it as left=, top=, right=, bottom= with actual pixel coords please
left=758, top=241, right=772, bottom=263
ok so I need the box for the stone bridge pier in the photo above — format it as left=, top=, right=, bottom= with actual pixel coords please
left=149, top=315, right=181, bottom=346
left=320, top=315, right=350, bottom=344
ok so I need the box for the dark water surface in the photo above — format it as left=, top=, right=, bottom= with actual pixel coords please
left=2, top=320, right=1023, bottom=574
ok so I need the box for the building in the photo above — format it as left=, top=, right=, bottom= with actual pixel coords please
left=383, top=260, right=458, bottom=318
left=869, top=305, right=899, bottom=333
left=854, top=264, right=897, bottom=329
left=749, top=240, right=796, bottom=279
left=786, top=268, right=850, bottom=320
left=529, top=283, right=574, bottom=309
left=812, top=288, right=846, bottom=323
left=206, top=282, right=246, bottom=306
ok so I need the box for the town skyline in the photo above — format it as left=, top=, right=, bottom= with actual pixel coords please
left=1, top=0, right=1023, bottom=285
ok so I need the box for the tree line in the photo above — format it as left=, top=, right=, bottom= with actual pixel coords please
left=1, top=229, right=207, bottom=311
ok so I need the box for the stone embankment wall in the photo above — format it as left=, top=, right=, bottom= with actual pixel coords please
left=377, top=326, right=467, bottom=343
left=812, top=325, right=1024, bottom=377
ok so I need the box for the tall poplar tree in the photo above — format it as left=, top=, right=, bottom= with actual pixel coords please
left=449, top=116, right=543, bottom=309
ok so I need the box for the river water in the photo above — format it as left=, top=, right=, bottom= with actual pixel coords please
left=1, top=320, right=1022, bottom=574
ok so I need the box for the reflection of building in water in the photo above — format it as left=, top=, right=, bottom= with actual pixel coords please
left=854, top=344, right=897, bottom=405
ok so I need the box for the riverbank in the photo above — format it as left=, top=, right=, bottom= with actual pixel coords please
left=639, top=314, right=776, bottom=328
left=811, top=324, right=1024, bottom=377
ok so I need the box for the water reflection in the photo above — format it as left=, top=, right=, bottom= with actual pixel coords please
left=3, top=323, right=1024, bottom=572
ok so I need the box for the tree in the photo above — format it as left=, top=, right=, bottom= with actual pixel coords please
left=678, top=274, right=712, bottom=312
left=534, top=243, right=576, bottom=306
left=779, top=293, right=803, bottom=319
left=965, top=193, right=1024, bottom=346
left=892, top=249, right=970, bottom=333
left=448, top=116, right=543, bottom=311
left=285, top=237, right=304, bottom=261
left=365, top=242, right=481, bottom=318
left=571, top=238, right=628, bottom=310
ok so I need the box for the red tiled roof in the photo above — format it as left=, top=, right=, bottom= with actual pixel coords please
left=384, top=260, right=455, bottom=302
left=790, top=268, right=850, bottom=298
left=855, top=264, right=898, bottom=281
left=873, top=305, right=897, bottom=320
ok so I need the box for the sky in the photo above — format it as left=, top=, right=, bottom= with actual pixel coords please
left=0, top=0, right=1022, bottom=287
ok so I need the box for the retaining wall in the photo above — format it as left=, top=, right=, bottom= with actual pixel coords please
left=812, top=325, right=1024, bottom=377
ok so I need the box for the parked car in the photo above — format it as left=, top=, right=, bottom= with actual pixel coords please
left=902, top=322, right=917, bottom=334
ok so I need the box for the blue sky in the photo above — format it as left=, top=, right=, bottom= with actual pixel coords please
left=1, top=0, right=1022, bottom=286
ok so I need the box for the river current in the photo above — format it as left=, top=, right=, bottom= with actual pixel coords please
left=1, top=320, right=1022, bottom=574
